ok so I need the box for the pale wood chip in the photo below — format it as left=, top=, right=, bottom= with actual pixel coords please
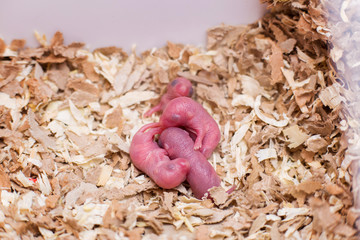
left=66, top=131, right=108, bottom=158
left=0, top=128, right=13, bottom=138
left=0, top=38, right=5, bottom=54
left=105, top=180, right=157, bottom=201
left=192, top=208, right=214, bottom=218
left=325, top=183, right=344, bottom=195
left=296, top=180, right=323, bottom=194
left=208, top=187, right=228, bottom=206
left=305, top=135, right=328, bottom=152
left=9, top=39, right=26, bottom=51
left=37, top=54, right=67, bottom=64
left=65, top=182, right=98, bottom=208
left=70, top=91, right=99, bottom=108
left=123, top=63, right=147, bottom=93
left=19, top=47, right=45, bottom=58
left=197, top=84, right=229, bottom=108
left=189, top=53, right=213, bottom=73
left=85, top=166, right=102, bottom=185
left=59, top=42, right=85, bottom=59
left=93, top=46, right=127, bottom=57
left=154, top=67, right=169, bottom=84
left=109, top=90, right=157, bottom=108
left=103, top=105, right=124, bottom=135
left=0, top=79, right=23, bottom=97
left=293, top=88, right=313, bottom=113
left=309, top=198, right=342, bottom=233
left=206, top=24, right=236, bottom=49
left=269, top=21, right=288, bottom=42
left=144, top=216, right=164, bottom=234
left=163, top=192, right=175, bottom=212
left=333, top=223, right=357, bottom=237
left=283, top=125, right=309, bottom=149
left=249, top=213, right=267, bottom=236
left=167, top=41, right=183, bottom=59
left=26, top=77, right=54, bottom=104
left=252, top=203, right=279, bottom=218
left=347, top=208, right=360, bottom=227
left=28, top=110, right=56, bottom=150
left=0, top=68, right=18, bottom=89
left=67, top=78, right=100, bottom=95
left=270, top=222, right=282, bottom=240
left=47, top=62, right=70, bottom=90
left=97, top=165, right=113, bottom=187
left=81, top=61, right=101, bottom=82
left=269, top=42, right=284, bottom=84
left=38, top=172, right=52, bottom=195
left=177, top=71, right=214, bottom=86
left=33, top=62, right=44, bottom=80
left=203, top=209, right=233, bottom=224
left=50, top=31, right=64, bottom=48
left=113, top=54, right=135, bottom=95
left=0, top=166, right=11, bottom=191
left=126, top=228, right=145, bottom=240
left=254, top=95, right=289, bottom=127
left=318, top=83, right=345, bottom=109
left=279, top=38, right=297, bottom=54
left=195, top=225, right=210, bottom=240
left=45, top=195, right=60, bottom=209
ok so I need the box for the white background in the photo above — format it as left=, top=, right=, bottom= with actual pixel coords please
left=0, top=0, right=266, bottom=52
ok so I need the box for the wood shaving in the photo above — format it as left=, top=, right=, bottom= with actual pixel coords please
left=97, top=165, right=113, bottom=187
left=249, top=213, right=267, bottom=236
left=28, top=110, right=57, bottom=150
left=47, top=62, right=70, bottom=90
left=283, top=125, right=310, bottom=149
left=269, top=42, right=285, bottom=84
left=208, top=187, right=228, bottom=206
left=0, top=1, right=357, bottom=239
left=254, top=95, right=289, bottom=127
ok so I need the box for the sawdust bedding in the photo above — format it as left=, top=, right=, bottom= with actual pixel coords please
left=0, top=0, right=359, bottom=239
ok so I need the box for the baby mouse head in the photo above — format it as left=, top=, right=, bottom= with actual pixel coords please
left=169, top=77, right=193, bottom=97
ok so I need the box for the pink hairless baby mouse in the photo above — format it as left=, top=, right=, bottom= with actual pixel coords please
left=142, top=97, right=221, bottom=158
left=158, top=127, right=222, bottom=199
left=130, top=124, right=190, bottom=189
left=143, top=77, right=193, bottom=117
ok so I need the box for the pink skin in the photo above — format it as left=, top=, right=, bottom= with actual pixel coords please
left=143, top=77, right=193, bottom=118
left=129, top=124, right=190, bottom=189
left=159, top=127, right=221, bottom=199
left=142, top=97, right=221, bottom=158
